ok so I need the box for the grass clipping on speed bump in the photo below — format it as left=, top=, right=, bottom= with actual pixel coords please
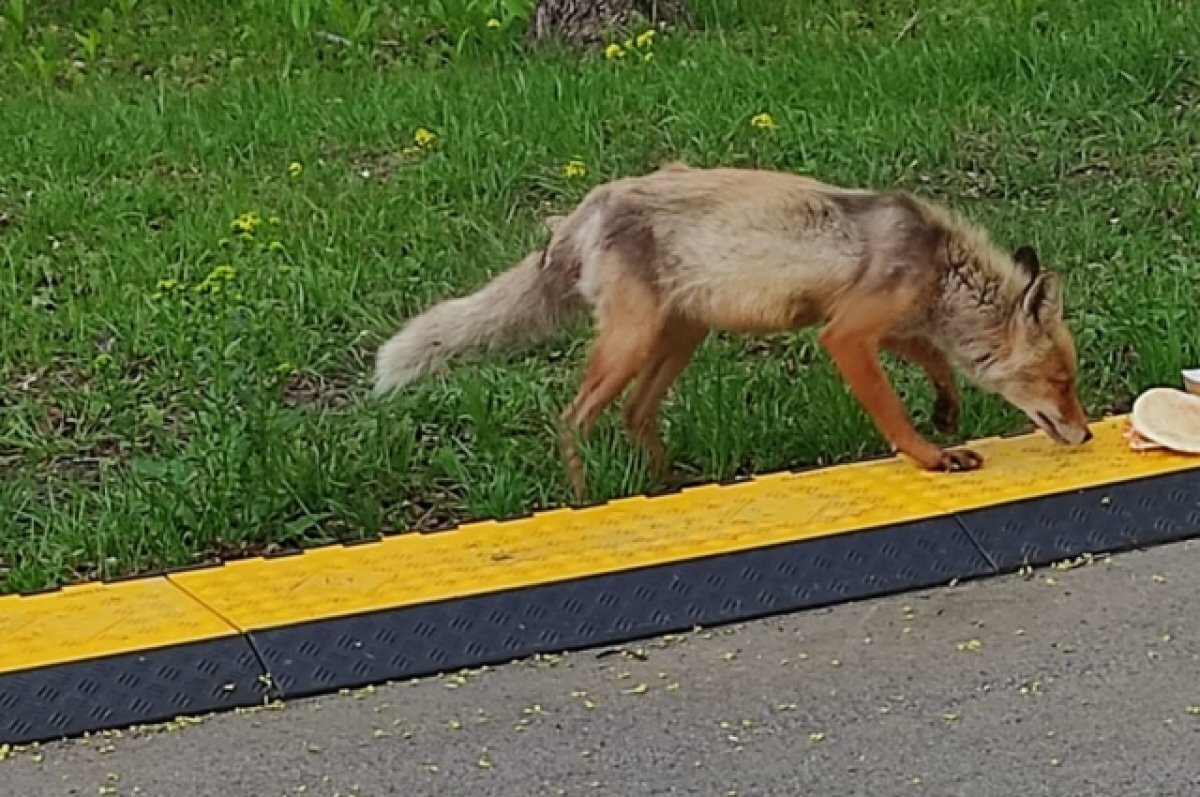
left=1, top=0, right=1198, bottom=594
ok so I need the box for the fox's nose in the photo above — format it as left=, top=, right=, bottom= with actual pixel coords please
left=1082, top=428, right=1093, bottom=443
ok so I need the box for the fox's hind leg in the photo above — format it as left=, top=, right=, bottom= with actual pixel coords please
left=622, top=318, right=707, bottom=481
left=883, top=335, right=961, bottom=434
left=560, top=269, right=664, bottom=500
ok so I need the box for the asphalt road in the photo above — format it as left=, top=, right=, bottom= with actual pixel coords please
left=5, top=539, right=1199, bottom=797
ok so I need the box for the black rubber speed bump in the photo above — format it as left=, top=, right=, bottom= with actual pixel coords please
left=956, top=468, right=1200, bottom=570
left=0, top=637, right=268, bottom=746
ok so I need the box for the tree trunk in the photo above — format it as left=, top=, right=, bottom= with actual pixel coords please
left=525, top=0, right=692, bottom=47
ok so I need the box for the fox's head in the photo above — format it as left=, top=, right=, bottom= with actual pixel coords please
left=964, top=246, right=1092, bottom=446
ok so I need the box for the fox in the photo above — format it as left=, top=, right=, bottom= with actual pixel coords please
left=373, top=161, right=1092, bottom=499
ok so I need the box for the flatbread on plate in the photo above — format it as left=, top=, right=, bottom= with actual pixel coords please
left=1130, top=387, right=1200, bottom=454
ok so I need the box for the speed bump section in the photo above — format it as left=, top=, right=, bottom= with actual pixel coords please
left=0, top=636, right=268, bottom=745
left=952, top=468, right=1200, bottom=570
left=3, top=413, right=1198, bottom=740
left=244, top=515, right=990, bottom=698
left=0, top=579, right=267, bottom=745
left=908, top=417, right=1200, bottom=568
left=168, top=456, right=951, bottom=632
left=0, top=578, right=236, bottom=675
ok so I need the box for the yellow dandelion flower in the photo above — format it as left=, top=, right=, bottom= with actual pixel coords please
left=604, top=42, right=625, bottom=60
left=413, top=127, right=437, bottom=148
left=635, top=29, right=655, bottom=49
left=231, top=211, right=263, bottom=234
left=288, top=161, right=303, bottom=178
left=751, top=112, right=777, bottom=131
left=486, top=17, right=501, bottom=28
left=562, top=159, right=588, bottom=179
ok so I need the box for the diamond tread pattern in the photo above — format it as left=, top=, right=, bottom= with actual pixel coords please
left=0, top=637, right=268, bottom=745
left=957, top=468, right=1200, bottom=569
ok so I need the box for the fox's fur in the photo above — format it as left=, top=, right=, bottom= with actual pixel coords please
left=375, top=162, right=1091, bottom=498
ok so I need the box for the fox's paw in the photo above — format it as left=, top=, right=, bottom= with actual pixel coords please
left=934, top=447, right=984, bottom=472
left=932, top=395, right=960, bottom=434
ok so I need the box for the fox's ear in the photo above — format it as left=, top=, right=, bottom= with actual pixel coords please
left=1013, top=245, right=1040, bottom=281
left=1021, top=271, right=1063, bottom=325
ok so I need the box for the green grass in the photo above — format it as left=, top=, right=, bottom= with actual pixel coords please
left=1, top=0, right=1198, bottom=594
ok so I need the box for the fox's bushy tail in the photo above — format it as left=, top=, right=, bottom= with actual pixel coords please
left=372, top=249, right=581, bottom=396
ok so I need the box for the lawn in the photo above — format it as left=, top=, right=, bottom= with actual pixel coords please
left=1, top=0, right=1197, bottom=594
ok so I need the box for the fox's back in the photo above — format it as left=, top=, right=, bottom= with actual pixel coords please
left=596, top=167, right=892, bottom=332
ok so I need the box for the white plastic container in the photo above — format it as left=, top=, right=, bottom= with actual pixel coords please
left=1183, top=368, right=1200, bottom=396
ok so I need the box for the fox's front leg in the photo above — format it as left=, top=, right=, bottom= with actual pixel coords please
left=882, top=335, right=961, bottom=434
left=820, top=302, right=982, bottom=472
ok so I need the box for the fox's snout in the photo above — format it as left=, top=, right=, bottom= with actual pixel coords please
left=1030, top=399, right=1091, bottom=446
